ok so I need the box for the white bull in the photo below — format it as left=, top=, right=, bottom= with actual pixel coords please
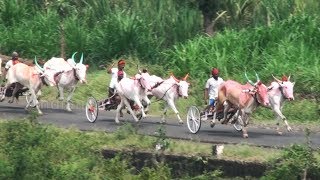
left=115, top=73, right=152, bottom=123
left=148, top=73, right=190, bottom=124
left=267, top=75, right=295, bottom=134
left=35, top=52, right=88, bottom=111
left=0, top=60, right=55, bottom=114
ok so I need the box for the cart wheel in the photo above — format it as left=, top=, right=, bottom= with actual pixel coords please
left=233, top=116, right=243, bottom=132
left=187, top=106, right=201, bottom=134
left=86, top=97, right=98, bottom=123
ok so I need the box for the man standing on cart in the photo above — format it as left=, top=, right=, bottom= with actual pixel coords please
left=202, top=68, right=224, bottom=120
left=106, top=59, right=127, bottom=104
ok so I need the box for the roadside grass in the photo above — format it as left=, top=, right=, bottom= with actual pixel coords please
left=0, top=119, right=282, bottom=163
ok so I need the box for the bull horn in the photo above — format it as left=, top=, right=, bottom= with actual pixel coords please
left=255, top=71, right=260, bottom=82
left=245, top=72, right=255, bottom=86
left=288, top=75, right=291, bottom=81
left=272, top=74, right=281, bottom=83
left=34, top=56, right=44, bottom=71
left=182, top=73, right=189, bottom=81
left=137, top=64, right=141, bottom=74
left=80, top=53, right=84, bottom=64
left=72, top=52, right=78, bottom=61
left=170, top=72, right=180, bottom=82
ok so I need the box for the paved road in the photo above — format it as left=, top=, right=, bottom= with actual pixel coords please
left=0, top=101, right=319, bottom=148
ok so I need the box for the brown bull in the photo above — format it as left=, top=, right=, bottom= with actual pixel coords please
left=213, top=73, right=270, bottom=138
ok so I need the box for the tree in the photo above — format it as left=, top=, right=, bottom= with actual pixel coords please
left=198, top=0, right=224, bottom=36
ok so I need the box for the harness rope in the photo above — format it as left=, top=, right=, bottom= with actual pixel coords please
left=151, top=82, right=182, bottom=103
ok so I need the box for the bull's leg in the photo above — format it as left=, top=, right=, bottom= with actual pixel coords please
left=142, top=96, right=151, bottom=114
left=9, top=83, right=23, bottom=103
left=221, top=101, right=231, bottom=124
left=28, top=89, right=42, bottom=115
left=132, top=96, right=146, bottom=120
left=123, top=98, right=141, bottom=122
left=167, top=99, right=183, bottom=124
left=66, top=87, right=76, bottom=112
left=57, top=86, right=64, bottom=101
left=239, top=111, right=249, bottom=138
left=115, top=99, right=125, bottom=124
left=211, top=101, right=222, bottom=127
left=280, top=105, right=292, bottom=132
left=273, top=108, right=292, bottom=134
left=161, top=104, right=169, bottom=124
left=0, top=82, right=12, bottom=102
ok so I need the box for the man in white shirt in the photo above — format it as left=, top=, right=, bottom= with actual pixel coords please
left=5, top=51, right=20, bottom=72
left=106, top=59, right=127, bottom=104
left=203, top=68, right=224, bottom=120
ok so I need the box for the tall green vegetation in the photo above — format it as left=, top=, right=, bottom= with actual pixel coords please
left=0, top=0, right=201, bottom=64
left=164, top=14, right=320, bottom=95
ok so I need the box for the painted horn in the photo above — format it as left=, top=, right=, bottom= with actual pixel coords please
left=255, top=71, right=260, bottom=82
left=80, top=53, right=84, bottom=64
left=182, top=73, right=189, bottom=81
left=72, top=52, right=78, bottom=61
left=170, top=72, right=180, bottom=82
left=137, top=64, right=141, bottom=74
left=34, top=56, right=44, bottom=72
left=245, top=72, right=255, bottom=86
left=272, top=74, right=281, bottom=83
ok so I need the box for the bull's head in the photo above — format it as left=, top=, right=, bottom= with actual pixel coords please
left=272, top=74, right=295, bottom=100
left=172, top=73, right=190, bottom=99
left=34, top=56, right=56, bottom=86
left=68, top=52, right=88, bottom=84
left=245, top=72, right=269, bottom=106
left=135, top=73, right=152, bottom=91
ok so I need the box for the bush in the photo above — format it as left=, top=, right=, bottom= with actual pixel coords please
left=262, top=130, right=320, bottom=179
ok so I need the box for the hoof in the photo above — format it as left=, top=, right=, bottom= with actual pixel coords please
left=8, top=100, right=13, bottom=103
left=115, top=120, right=120, bottom=124
left=210, top=121, right=215, bottom=128
left=277, top=131, right=283, bottom=135
left=160, top=120, right=166, bottom=124
left=58, top=97, right=64, bottom=101
left=178, top=120, right=183, bottom=124
left=243, top=134, right=249, bottom=138
left=38, top=112, right=43, bottom=115
left=66, top=108, right=72, bottom=112
left=287, top=127, right=292, bottom=132
left=120, top=112, right=124, bottom=117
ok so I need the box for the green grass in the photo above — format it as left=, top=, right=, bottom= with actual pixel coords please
left=0, top=120, right=282, bottom=163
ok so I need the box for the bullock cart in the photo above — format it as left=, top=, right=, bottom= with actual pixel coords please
left=85, top=93, right=143, bottom=123
left=186, top=104, right=243, bottom=134
left=0, top=84, right=32, bottom=103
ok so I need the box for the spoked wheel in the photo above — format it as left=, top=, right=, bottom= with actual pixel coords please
left=86, top=97, right=98, bottom=123
left=233, top=116, right=243, bottom=132
left=187, top=106, right=201, bottom=134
